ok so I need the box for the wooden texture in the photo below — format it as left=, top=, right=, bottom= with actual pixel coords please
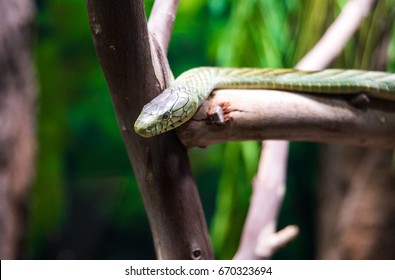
left=177, top=89, right=395, bottom=148
left=86, top=0, right=213, bottom=259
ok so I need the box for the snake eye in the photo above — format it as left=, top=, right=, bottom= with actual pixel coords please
left=162, top=111, right=170, bottom=120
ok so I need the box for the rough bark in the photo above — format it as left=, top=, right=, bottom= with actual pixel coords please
left=177, top=89, right=395, bottom=148
left=0, top=0, right=36, bottom=259
left=86, top=0, right=213, bottom=259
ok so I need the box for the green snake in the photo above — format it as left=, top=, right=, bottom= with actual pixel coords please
left=134, top=67, right=395, bottom=137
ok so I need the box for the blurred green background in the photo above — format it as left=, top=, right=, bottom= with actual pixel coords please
left=27, top=0, right=395, bottom=259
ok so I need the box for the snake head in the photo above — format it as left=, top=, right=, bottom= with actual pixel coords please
left=134, top=87, right=198, bottom=137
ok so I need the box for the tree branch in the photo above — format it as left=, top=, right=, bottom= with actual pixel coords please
left=148, top=0, right=179, bottom=54
left=87, top=0, right=213, bottom=259
left=177, top=89, right=394, bottom=148
left=234, top=141, right=291, bottom=259
left=147, top=0, right=178, bottom=91
left=255, top=225, right=299, bottom=258
left=297, top=0, right=377, bottom=70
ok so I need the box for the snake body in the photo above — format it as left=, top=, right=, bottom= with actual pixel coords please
left=134, top=67, right=395, bottom=137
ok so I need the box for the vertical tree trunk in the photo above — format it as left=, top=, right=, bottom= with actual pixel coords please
left=0, top=0, right=36, bottom=259
left=317, top=147, right=395, bottom=259
left=86, top=0, right=213, bottom=259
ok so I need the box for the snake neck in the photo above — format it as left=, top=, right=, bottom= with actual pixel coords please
left=174, top=67, right=306, bottom=106
left=173, top=67, right=219, bottom=105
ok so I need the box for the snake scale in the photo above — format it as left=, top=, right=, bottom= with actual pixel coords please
left=134, top=67, right=395, bottom=137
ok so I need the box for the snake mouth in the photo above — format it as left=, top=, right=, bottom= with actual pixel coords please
left=134, top=111, right=171, bottom=137
left=134, top=115, right=155, bottom=137
left=134, top=123, right=151, bottom=137
left=134, top=113, right=189, bottom=137
left=134, top=116, right=184, bottom=137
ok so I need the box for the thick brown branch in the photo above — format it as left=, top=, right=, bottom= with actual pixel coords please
left=87, top=0, right=213, bottom=259
left=178, top=89, right=394, bottom=148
